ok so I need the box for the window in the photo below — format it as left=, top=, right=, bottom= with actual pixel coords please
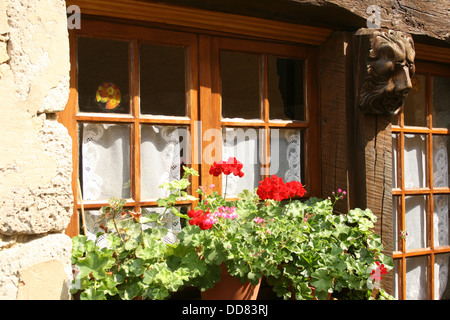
left=60, top=20, right=319, bottom=239
left=392, top=61, right=450, bottom=299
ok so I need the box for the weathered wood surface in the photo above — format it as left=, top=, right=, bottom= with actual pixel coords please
left=319, top=31, right=354, bottom=214
left=158, top=0, right=450, bottom=44
left=353, top=31, right=395, bottom=295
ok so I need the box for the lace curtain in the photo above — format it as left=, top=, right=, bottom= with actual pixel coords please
left=222, top=128, right=301, bottom=197
left=81, top=124, right=182, bottom=246
left=392, top=133, right=449, bottom=299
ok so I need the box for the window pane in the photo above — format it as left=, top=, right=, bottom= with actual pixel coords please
left=433, top=135, right=449, bottom=188
left=392, top=196, right=401, bottom=251
left=405, top=195, right=427, bottom=250
left=220, top=51, right=261, bottom=119
left=78, top=37, right=130, bottom=114
left=406, top=256, right=428, bottom=300
left=222, top=127, right=261, bottom=197
left=268, top=56, right=304, bottom=121
left=435, top=253, right=450, bottom=300
left=404, top=134, right=427, bottom=189
left=404, top=74, right=426, bottom=127
left=434, top=194, right=449, bottom=247
left=141, top=125, right=188, bottom=199
left=80, top=123, right=131, bottom=201
left=393, top=259, right=400, bottom=299
left=392, top=134, right=399, bottom=189
left=432, top=75, right=450, bottom=129
left=140, top=44, right=186, bottom=116
left=269, top=128, right=303, bottom=183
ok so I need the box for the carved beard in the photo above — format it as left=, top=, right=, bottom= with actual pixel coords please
left=359, top=75, right=407, bottom=115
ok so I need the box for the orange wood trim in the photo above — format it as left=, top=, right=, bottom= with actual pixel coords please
left=67, top=0, right=332, bottom=46
left=415, top=43, right=450, bottom=65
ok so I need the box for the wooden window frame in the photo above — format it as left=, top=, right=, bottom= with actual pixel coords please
left=392, top=58, right=450, bottom=300
left=60, top=17, right=322, bottom=237
left=205, top=36, right=320, bottom=197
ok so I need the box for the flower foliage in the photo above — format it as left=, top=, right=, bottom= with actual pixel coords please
left=70, top=157, right=395, bottom=300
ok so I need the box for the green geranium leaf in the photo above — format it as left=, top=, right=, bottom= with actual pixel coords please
left=311, top=268, right=333, bottom=292
left=77, top=251, right=114, bottom=280
left=80, top=287, right=106, bottom=300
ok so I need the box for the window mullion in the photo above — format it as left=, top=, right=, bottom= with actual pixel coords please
left=130, top=39, right=141, bottom=209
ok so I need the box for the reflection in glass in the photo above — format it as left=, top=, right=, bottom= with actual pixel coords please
left=220, top=51, right=261, bottom=119
left=404, top=74, right=426, bottom=127
left=432, top=75, right=450, bottom=129
left=78, top=37, right=130, bottom=114
left=392, top=134, right=399, bottom=188
left=405, top=195, right=427, bottom=250
left=80, top=123, right=131, bottom=201
left=392, top=196, right=401, bottom=251
left=269, top=129, right=303, bottom=183
left=222, top=127, right=261, bottom=197
left=404, top=134, right=426, bottom=189
left=141, top=126, right=189, bottom=199
left=140, top=44, right=186, bottom=116
left=268, top=56, right=304, bottom=121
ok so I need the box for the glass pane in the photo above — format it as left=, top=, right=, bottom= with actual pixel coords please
left=433, top=135, right=449, bottom=188
left=393, top=259, right=400, bottom=299
left=435, top=253, right=450, bottom=300
left=78, top=37, right=130, bottom=114
left=404, top=134, right=427, bottom=189
left=140, top=44, right=186, bottom=116
left=432, top=75, right=450, bottom=129
left=406, top=256, right=428, bottom=300
left=392, top=134, right=399, bottom=188
left=404, top=74, right=426, bottom=127
left=220, top=51, right=260, bottom=119
left=80, top=123, right=131, bottom=201
left=268, top=56, right=304, bottom=121
left=405, top=195, right=427, bottom=250
left=392, top=196, right=401, bottom=251
left=269, top=128, right=303, bottom=183
left=222, top=127, right=261, bottom=197
left=141, top=126, right=189, bottom=199
left=434, top=194, right=449, bottom=247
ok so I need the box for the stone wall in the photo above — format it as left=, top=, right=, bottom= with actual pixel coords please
left=0, top=0, right=73, bottom=299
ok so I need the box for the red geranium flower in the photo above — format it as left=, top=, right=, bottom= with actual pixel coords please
left=285, top=181, right=306, bottom=198
left=370, top=261, right=388, bottom=282
left=257, top=175, right=289, bottom=201
left=187, top=209, right=214, bottom=230
left=257, top=175, right=306, bottom=201
left=209, top=157, right=244, bottom=177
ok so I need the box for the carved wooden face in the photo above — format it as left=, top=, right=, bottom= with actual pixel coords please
left=360, top=30, right=415, bottom=114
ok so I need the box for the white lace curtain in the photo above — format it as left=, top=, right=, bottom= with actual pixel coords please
left=222, top=127, right=301, bottom=196
left=393, top=134, right=449, bottom=299
left=81, top=124, right=183, bottom=245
